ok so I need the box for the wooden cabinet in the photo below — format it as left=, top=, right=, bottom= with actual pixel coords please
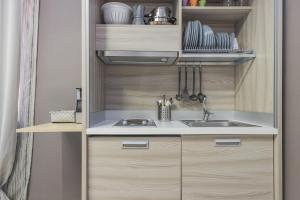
left=182, top=135, right=274, bottom=200
left=88, top=136, right=181, bottom=200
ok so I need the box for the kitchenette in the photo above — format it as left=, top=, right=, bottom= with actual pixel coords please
left=86, top=0, right=282, bottom=199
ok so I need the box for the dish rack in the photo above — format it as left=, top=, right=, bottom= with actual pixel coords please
left=183, top=48, right=248, bottom=54
left=180, top=20, right=256, bottom=65
left=178, top=50, right=256, bottom=66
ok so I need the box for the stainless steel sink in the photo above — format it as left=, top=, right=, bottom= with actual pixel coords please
left=181, top=120, right=259, bottom=127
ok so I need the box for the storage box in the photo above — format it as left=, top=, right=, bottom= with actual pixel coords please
left=50, top=110, right=76, bottom=123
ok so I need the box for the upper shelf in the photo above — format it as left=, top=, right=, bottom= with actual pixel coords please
left=16, top=123, right=83, bottom=133
left=182, top=6, right=252, bottom=22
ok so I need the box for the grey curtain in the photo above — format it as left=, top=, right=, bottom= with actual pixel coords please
left=0, top=0, right=21, bottom=199
left=0, top=0, right=39, bottom=200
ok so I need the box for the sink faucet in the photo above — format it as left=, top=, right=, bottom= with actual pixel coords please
left=198, top=93, right=212, bottom=121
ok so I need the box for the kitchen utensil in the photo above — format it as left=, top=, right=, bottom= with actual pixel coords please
left=197, top=67, right=204, bottom=101
left=183, top=0, right=189, bottom=6
left=101, top=2, right=132, bottom=24
left=190, top=0, right=198, bottom=6
left=132, top=4, right=145, bottom=25
left=176, top=67, right=183, bottom=101
left=157, top=95, right=173, bottom=121
left=75, top=88, right=82, bottom=124
left=182, top=67, right=190, bottom=101
left=190, top=67, right=198, bottom=101
left=145, top=6, right=176, bottom=24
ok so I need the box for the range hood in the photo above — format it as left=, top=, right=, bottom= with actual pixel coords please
left=97, top=51, right=178, bottom=65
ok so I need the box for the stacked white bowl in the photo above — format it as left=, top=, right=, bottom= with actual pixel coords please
left=101, top=2, right=132, bottom=24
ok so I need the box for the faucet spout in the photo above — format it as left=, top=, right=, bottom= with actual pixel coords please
left=198, top=93, right=212, bottom=121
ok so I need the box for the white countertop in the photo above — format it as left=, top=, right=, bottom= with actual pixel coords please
left=87, top=120, right=278, bottom=135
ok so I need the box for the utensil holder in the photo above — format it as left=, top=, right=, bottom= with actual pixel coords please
left=157, top=105, right=172, bottom=121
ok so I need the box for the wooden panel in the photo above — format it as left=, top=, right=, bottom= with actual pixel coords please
left=96, top=25, right=180, bottom=51
left=104, top=65, right=235, bottom=110
left=16, top=123, right=83, bottom=133
left=89, top=0, right=104, bottom=113
left=235, top=0, right=275, bottom=113
left=182, top=135, right=274, bottom=200
left=88, top=136, right=181, bottom=200
left=274, top=0, right=283, bottom=199
left=182, top=6, right=252, bottom=22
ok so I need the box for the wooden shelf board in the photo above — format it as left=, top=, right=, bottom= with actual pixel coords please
left=182, top=6, right=252, bottom=22
left=16, top=123, right=83, bottom=133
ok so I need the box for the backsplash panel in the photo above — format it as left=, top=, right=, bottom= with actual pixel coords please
left=104, top=65, right=234, bottom=110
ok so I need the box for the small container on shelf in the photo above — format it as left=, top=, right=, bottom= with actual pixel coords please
left=101, top=2, right=132, bottom=24
left=183, top=0, right=189, bottom=6
left=223, top=0, right=234, bottom=6
left=190, top=0, right=198, bottom=6
left=50, top=110, right=76, bottom=123
left=235, top=0, right=248, bottom=6
left=198, top=0, right=206, bottom=7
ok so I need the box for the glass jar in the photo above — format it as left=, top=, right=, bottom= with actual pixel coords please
left=223, top=0, right=234, bottom=6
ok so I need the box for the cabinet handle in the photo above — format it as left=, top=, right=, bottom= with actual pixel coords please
left=215, top=138, right=241, bottom=147
left=122, top=141, right=149, bottom=149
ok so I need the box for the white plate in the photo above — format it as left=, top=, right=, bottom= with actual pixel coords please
left=221, top=33, right=225, bottom=49
left=223, top=33, right=227, bottom=49
left=186, top=22, right=192, bottom=49
left=187, top=21, right=193, bottom=49
left=183, top=21, right=191, bottom=49
left=230, top=32, right=235, bottom=49
left=225, top=33, right=229, bottom=49
left=207, top=26, right=214, bottom=49
left=216, top=33, right=220, bottom=48
left=193, top=21, right=199, bottom=49
left=204, top=25, right=213, bottom=49
left=197, top=21, right=202, bottom=48
left=212, top=33, right=215, bottom=48
left=190, top=21, right=196, bottom=49
left=202, top=25, right=208, bottom=48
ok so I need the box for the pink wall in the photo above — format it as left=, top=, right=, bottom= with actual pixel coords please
left=284, top=0, right=300, bottom=199
left=28, top=0, right=82, bottom=199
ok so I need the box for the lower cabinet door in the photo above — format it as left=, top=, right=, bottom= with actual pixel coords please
left=182, top=135, right=274, bottom=200
left=88, top=136, right=181, bottom=200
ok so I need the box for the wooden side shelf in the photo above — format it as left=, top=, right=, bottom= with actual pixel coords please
left=16, top=123, right=83, bottom=133
left=182, top=6, right=252, bottom=22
